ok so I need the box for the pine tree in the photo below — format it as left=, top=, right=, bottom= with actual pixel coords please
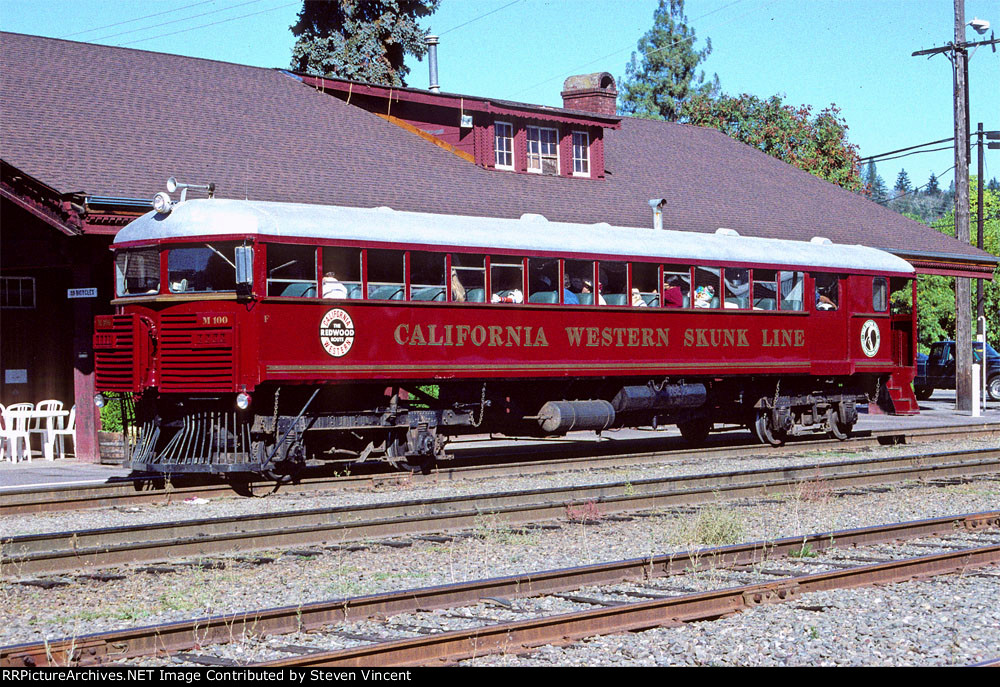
left=988, top=177, right=1000, bottom=193
left=925, top=172, right=940, bottom=196
left=863, top=162, right=888, bottom=202
left=894, top=169, right=912, bottom=197
left=289, top=0, right=439, bottom=87
left=619, top=0, right=719, bottom=121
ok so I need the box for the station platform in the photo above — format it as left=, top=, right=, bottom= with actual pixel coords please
left=1, top=390, right=997, bottom=490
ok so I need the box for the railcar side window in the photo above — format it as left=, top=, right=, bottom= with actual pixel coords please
left=814, top=273, right=839, bottom=310
left=564, top=259, right=595, bottom=305
left=752, top=270, right=778, bottom=310
left=527, top=258, right=559, bottom=304
left=662, top=264, right=691, bottom=308
left=779, top=271, right=805, bottom=311
left=409, top=252, right=447, bottom=302
left=632, top=262, right=659, bottom=307
left=693, top=267, right=720, bottom=309
left=873, top=277, right=888, bottom=312
left=321, top=247, right=362, bottom=299
left=490, top=256, right=525, bottom=304
left=367, top=249, right=405, bottom=300
left=599, top=262, right=627, bottom=305
left=267, top=244, right=316, bottom=297
left=115, top=248, right=160, bottom=296
left=724, top=268, right=750, bottom=309
left=167, top=243, right=238, bottom=293
left=451, top=254, right=485, bottom=302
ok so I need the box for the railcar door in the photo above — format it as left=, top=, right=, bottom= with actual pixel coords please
left=809, top=273, right=849, bottom=374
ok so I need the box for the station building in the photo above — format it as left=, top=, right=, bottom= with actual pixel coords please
left=1, top=32, right=996, bottom=460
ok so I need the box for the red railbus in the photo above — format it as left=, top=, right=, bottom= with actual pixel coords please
left=94, top=196, right=918, bottom=475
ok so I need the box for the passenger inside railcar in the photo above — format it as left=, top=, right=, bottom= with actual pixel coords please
left=528, top=259, right=559, bottom=303
left=662, top=264, right=691, bottom=307
left=322, top=247, right=362, bottom=298
left=815, top=273, right=839, bottom=310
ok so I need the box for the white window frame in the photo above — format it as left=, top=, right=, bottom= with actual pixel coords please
left=494, top=121, right=514, bottom=170
left=572, top=131, right=590, bottom=177
left=0, top=276, right=36, bottom=309
left=526, top=125, right=559, bottom=175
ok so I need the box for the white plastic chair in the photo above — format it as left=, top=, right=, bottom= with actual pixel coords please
left=33, top=400, right=64, bottom=460
left=1, top=404, right=32, bottom=462
left=46, top=405, right=76, bottom=460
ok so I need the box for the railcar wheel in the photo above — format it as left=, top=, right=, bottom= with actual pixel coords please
left=385, top=432, right=435, bottom=474
left=988, top=376, right=1000, bottom=402
left=753, top=411, right=786, bottom=447
left=826, top=409, right=852, bottom=441
left=913, top=385, right=933, bottom=401
left=677, top=419, right=712, bottom=445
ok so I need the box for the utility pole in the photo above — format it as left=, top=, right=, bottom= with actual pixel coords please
left=954, top=0, right=971, bottom=413
left=912, top=2, right=999, bottom=413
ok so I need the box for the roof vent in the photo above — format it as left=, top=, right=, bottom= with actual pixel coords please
left=649, top=198, right=667, bottom=230
left=810, top=236, right=833, bottom=245
left=715, top=228, right=740, bottom=237
left=426, top=35, right=440, bottom=93
left=520, top=213, right=549, bottom=222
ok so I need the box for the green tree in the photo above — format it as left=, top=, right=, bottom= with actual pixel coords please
left=915, top=178, right=1000, bottom=350
left=894, top=169, right=912, bottom=197
left=924, top=172, right=940, bottom=196
left=682, top=93, right=864, bottom=192
left=290, top=0, right=439, bottom=87
left=863, top=162, right=889, bottom=202
left=619, top=0, right=719, bottom=121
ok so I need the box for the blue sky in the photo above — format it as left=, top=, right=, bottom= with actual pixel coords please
left=3, top=0, right=998, bottom=190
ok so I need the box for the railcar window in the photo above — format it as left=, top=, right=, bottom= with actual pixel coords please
left=267, top=244, right=316, bottom=297
left=693, top=267, right=720, bottom=309
left=889, top=277, right=912, bottom=315
left=115, top=248, right=160, bottom=296
left=527, top=258, right=559, bottom=304
left=367, top=249, right=405, bottom=300
left=780, top=271, right=805, bottom=311
left=451, top=254, right=485, bottom=302
left=814, top=273, right=839, bottom=310
left=167, top=243, right=238, bottom=293
left=490, top=255, right=525, bottom=304
left=632, top=262, right=659, bottom=307
left=873, top=277, right=888, bottom=312
left=752, top=270, right=778, bottom=310
left=662, top=264, right=691, bottom=308
left=599, top=262, right=627, bottom=305
left=565, top=259, right=595, bottom=305
left=409, top=252, right=447, bottom=302
left=724, top=268, right=750, bottom=309
left=321, top=248, right=362, bottom=299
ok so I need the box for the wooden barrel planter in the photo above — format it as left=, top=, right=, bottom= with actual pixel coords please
left=98, top=431, right=125, bottom=464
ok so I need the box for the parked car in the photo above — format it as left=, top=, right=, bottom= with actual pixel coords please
left=914, top=340, right=1000, bottom=401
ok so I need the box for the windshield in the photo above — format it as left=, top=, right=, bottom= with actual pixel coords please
left=167, top=243, right=238, bottom=293
left=115, top=248, right=160, bottom=296
left=974, top=342, right=999, bottom=361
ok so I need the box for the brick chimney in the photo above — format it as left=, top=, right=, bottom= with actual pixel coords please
left=561, top=73, right=618, bottom=116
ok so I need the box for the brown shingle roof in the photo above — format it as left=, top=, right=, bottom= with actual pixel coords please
left=1, top=32, right=993, bottom=266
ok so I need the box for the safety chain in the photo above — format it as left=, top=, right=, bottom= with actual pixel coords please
left=272, top=387, right=281, bottom=435
left=868, top=378, right=881, bottom=404
left=773, top=378, right=781, bottom=409
left=471, top=383, right=487, bottom=428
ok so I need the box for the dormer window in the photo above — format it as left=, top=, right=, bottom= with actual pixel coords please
left=572, top=131, right=590, bottom=177
left=527, top=126, right=559, bottom=174
left=494, top=121, right=514, bottom=170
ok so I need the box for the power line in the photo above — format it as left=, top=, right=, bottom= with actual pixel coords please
left=95, top=0, right=267, bottom=43
left=59, top=0, right=217, bottom=39
left=861, top=137, right=955, bottom=163
left=504, top=0, right=759, bottom=100
left=867, top=145, right=956, bottom=164
left=118, top=2, right=297, bottom=47
left=439, top=0, right=523, bottom=36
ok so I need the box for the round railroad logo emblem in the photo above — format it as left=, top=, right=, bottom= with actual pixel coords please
left=319, top=308, right=355, bottom=358
left=860, top=319, right=881, bottom=358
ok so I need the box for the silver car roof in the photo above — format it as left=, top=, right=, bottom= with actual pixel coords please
left=115, top=199, right=915, bottom=275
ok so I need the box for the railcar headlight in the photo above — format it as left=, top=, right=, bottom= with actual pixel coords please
left=236, top=392, right=252, bottom=410
left=94, top=393, right=106, bottom=408
left=153, top=191, right=173, bottom=215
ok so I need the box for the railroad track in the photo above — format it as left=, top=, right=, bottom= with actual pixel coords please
left=3, top=511, right=996, bottom=667
left=3, top=447, right=999, bottom=577
left=2, top=422, right=998, bottom=517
